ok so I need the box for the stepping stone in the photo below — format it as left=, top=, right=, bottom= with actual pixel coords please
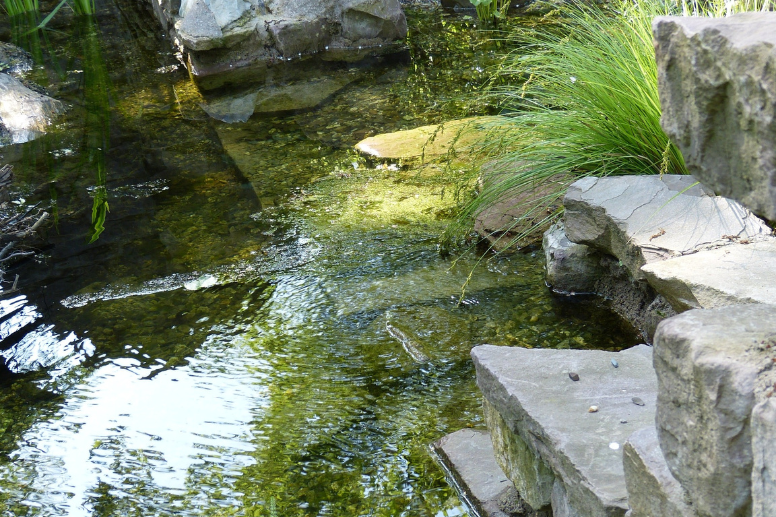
left=355, top=116, right=507, bottom=160
left=433, top=428, right=548, bottom=517
left=623, top=427, right=694, bottom=517
left=472, top=344, right=657, bottom=517
left=641, top=238, right=776, bottom=311
left=563, top=175, right=771, bottom=281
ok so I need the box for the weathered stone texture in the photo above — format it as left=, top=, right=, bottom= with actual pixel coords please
left=563, top=175, right=770, bottom=282
left=751, top=399, right=776, bottom=517
left=543, top=222, right=603, bottom=294
left=473, top=344, right=657, bottom=517
left=622, top=427, right=695, bottom=517
left=642, top=238, right=776, bottom=312
left=653, top=304, right=776, bottom=517
left=654, top=13, right=776, bottom=221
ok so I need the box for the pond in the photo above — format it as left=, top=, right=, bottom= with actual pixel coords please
left=0, top=2, right=639, bottom=515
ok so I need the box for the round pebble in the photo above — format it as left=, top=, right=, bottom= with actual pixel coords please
left=611, top=359, right=619, bottom=368
left=632, top=397, right=645, bottom=406
left=569, top=372, right=580, bottom=382
left=609, top=442, right=620, bottom=450
left=588, top=405, right=599, bottom=413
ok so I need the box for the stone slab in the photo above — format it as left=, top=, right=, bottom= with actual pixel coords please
left=622, top=426, right=694, bottom=517
left=472, top=344, right=658, bottom=517
left=433, top=428, right=547, bottom=517
left=563, top=175, right=771, bottom=281
left=654, top=13, right=776, bottom=221
left=355, top=116, right=508, bottom=161
left=653, top=304, right=776, bottom=517
left=641, top=238, right=776, bottom=312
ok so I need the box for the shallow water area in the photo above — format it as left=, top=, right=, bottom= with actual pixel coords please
left=0, top=3, right=638, bottom=516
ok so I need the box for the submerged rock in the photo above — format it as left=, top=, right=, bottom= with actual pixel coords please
left=654, top=13, right=776, bottom=221
left=0, top=42, right=33, bottom=76
left=0, top=73, right=65, bottom=146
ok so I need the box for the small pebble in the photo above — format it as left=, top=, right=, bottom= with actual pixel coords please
left=569, top=372, right=580, bottom=382
left=632, top=397, right=645, bottom=406
left=620, top=419, right=628, bottom=424
left=611, top=359, right=619, bottom=368
left=588, top=405, right=599, bottom=413
left=609, top=442, right=620, bottom=450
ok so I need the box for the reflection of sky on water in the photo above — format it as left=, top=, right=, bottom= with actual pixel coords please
left=5, top=336, right=270, bottom=516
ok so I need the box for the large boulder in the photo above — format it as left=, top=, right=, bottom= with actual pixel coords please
left=148, top=0, right=408, bottom=75
left=654, top=13, right=776, bottom=222
left=563, top=175, right=770, bottom=282
left=653, top=304, right=776, bottom=517
left=0, top=73, right=65, bottom=146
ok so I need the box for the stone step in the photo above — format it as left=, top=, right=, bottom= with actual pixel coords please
left=563, top=175, right=771, bottom=282
left=622, top=427, right=694, bottom=517
left=472, top=344, right=657, bottom=517
left=432, top=429, right=549, bottom=517
left=641, top=238, right=776, bottom=311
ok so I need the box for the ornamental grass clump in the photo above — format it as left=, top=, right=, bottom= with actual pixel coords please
left=451, top=0, right=770, bottom=250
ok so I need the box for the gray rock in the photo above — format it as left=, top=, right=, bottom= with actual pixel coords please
left=653, top=304, right=776, bottom=517
left=149, top=0, right=408, bottom=76
left=563, top=175, right=770, bottom=282
left=0, top=42, right=33, bottom=76
left=268, top=18, right=335, bottom=57
left=654, top=13, right=776, bottom=221
left=543, top=221, right=603, bottom=294
left=175, top=0, right=224, bottom=51
left=752, top=399, right=776, bottom=517
left=200, top=91, right=257, bottom=122
left=623, top=427, right=694, bottom=517
left=551, top=479, right=582, bottom=517
left=472, top=344, right=658, bottom=517
left=0, top=73, right=64, bottom=146
left=433, top=428, right=548, bottom=517
left=642, top=238, right=776, bottom=312
left=484, top=398, right=555, bottom=511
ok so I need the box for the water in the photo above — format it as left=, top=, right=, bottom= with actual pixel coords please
left=0, top=2, right=639, bottom=516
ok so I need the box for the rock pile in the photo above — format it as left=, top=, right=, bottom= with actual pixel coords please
left=434, top=13, right=776, bottom=517
left=146, top=0, right=408, bottom=75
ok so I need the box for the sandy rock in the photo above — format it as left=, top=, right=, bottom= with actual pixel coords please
left=653, top=304, right=776, bottom=517
left=654, top=13, right=776, bottom=221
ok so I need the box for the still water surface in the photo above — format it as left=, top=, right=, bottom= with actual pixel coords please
left=0, top=2, right=638, bottom=515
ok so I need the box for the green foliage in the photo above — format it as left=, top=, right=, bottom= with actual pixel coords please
left=470, top=0, right=510, bottom=22
left=450, top=0, right=767, bottom=250
left=2, top=0, right=38, bottom=16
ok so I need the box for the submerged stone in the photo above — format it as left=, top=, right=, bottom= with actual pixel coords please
left=0, top=73, right=65, bottom=146
left=355, top=116, right=507, bottom=160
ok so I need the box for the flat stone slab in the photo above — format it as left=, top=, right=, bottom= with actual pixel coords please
left=641, top=238, right=776, bottom=311
left=355, top=116, right=507, bottom=160
left=623, top=427, right=694, bottom=517
left=653, top=304, right=776, bottom=517
left=563, top=175, right=771, bottom=281
left=433, top=429, right=544, bottom=517
left=472, top=344, right=657, bottom=517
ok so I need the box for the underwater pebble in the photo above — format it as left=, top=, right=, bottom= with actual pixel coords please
left=569, top=372, right=580, bottom=381
left=632, top=397, right=645, bottom=406
left=588, top=405, right=599, bottom=413
left=611, top=359, right=619, bottom=368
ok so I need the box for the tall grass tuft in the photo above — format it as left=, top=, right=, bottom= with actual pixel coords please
left=449, top=0, right=770, bottom=250
left=3, top=0, right=38, bottom=16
